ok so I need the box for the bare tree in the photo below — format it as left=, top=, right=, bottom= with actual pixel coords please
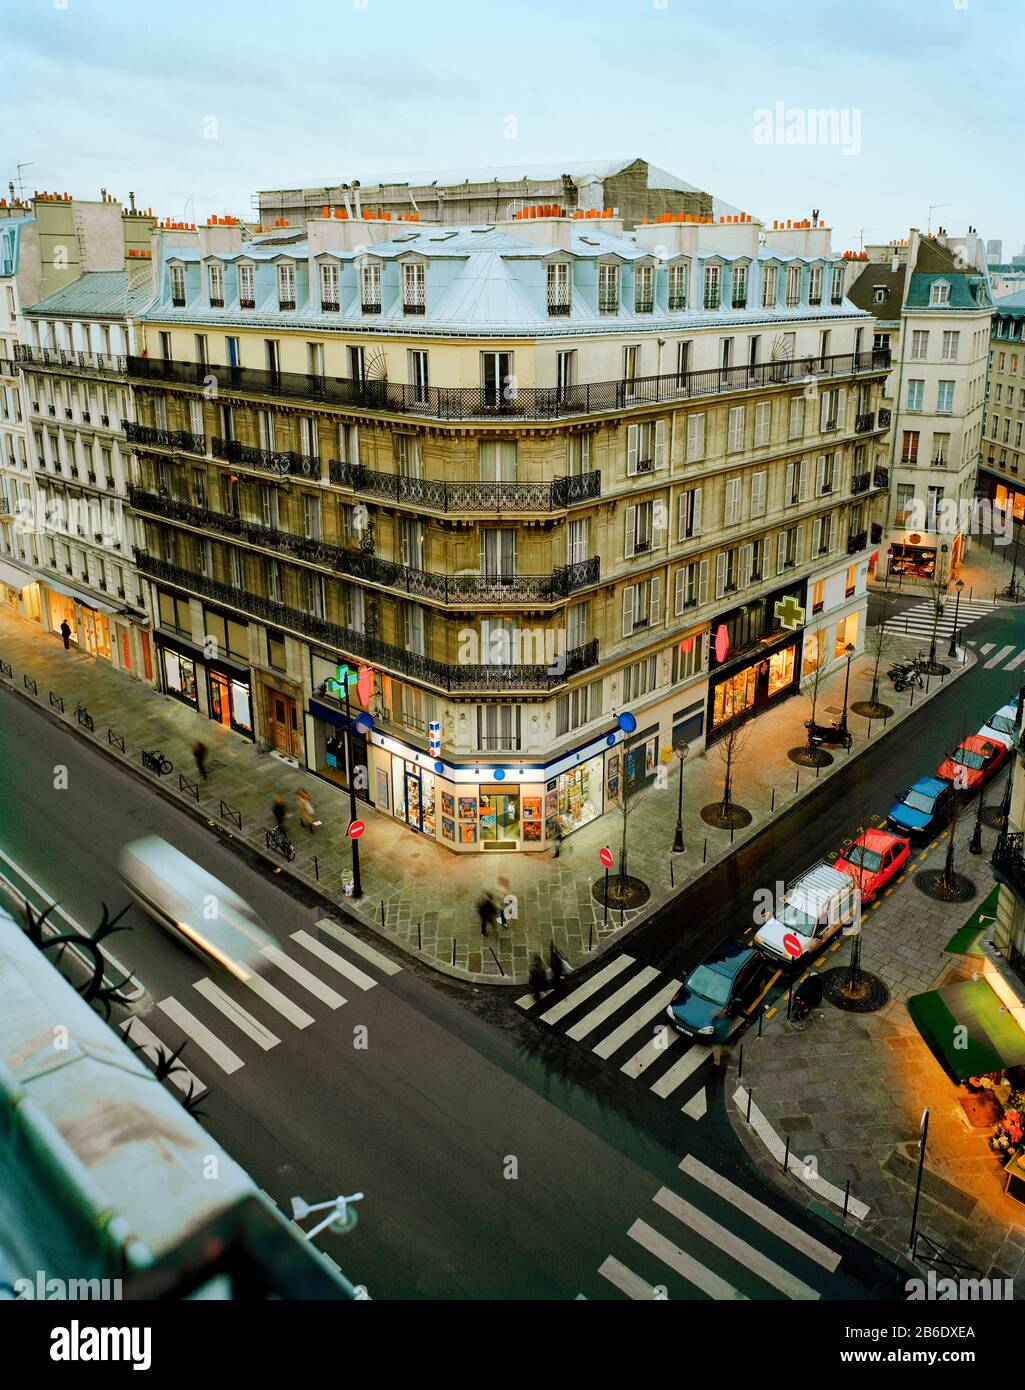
left=802, top=631, right=827, bottom=744
left=923, top=553, right=950, bottom=671
left=862, top=588, right=897, bottom=712
left=607, top=775, right=652, bottom=893
left=714, top=683, right=754, bottom=824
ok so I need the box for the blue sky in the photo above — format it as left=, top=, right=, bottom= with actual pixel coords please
left=3, top=0, right=1020, bottom=255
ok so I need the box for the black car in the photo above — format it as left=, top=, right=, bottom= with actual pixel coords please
left=666, top=938, right=765, bottom=1040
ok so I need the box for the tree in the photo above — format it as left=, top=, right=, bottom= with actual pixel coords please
left=855, top=589, right=896, bottom=716
left=922, top=551, right=950, bottom=672
left=803, top=630, right=827, bottom=743
left=606, top=774, right=652, bottom=894
left=713, top=682, right=754, bottom=824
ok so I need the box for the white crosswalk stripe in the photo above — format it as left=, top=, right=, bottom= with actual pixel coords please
left=883, top=598, right=995, bottom=642
left=120, top=1016, right=206, bottom=1095
left=649, top=1043, right=713, bottom=1099
left=592, top=982, right=680, bottom=1060
left=566, top=965, right=660, bottom=1042
left=966, top=639, right=1025, bottom=671
left=598, top=1256, right=662, bottom=1300
left=292, top=930, right=373, bottom=991
left=240, top=969, right=316, bottom=1029
left=985, top=644, right=1016, bottom=668
left=193, top=978, right=281, bottom=1050
left=629, top=1218, right=746, bottom=1300
left=259, top=946, right=347, bottom=1009
left=156, top=997, right=245, bottom=1074
left=534, top=954, right=634, bottom=1025
left=313, top=918, right=402, bottom=976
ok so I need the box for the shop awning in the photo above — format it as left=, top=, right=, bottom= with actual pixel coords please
left=43, top=578, right=117, bottom=615
left=908, top=979, right=1025, bottom=1081
left=0, top=558, right=33, bottom=590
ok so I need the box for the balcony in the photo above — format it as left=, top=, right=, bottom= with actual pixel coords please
left=870, top=522, right=883, bottom=544
left=279, top=299, right=296, bottom=312
left=130, top=489, right=600, bottom=605
left=0, top=495, right=10, bottom=517
left=126, top=348, right=892, bottom=425
left=240, top=298, right=256, bottom=310
left=994, top=831, right=1025, bottom=905
left=328, top=459, right=601, bottom=513
left=124, top=422, right=206, bottom=454
left=403, top=300, right=426, bottom=317
left=133, top=550, right=598, bottom=692
left=15, top=346, right=127, bottom=375
left=598, top=294, right=620, bottom=316
left=847, top=530, right=868, bottom=555
left=547, top=300, right=571, bottom=318
left=635, top=295, right=654, bottom=315
left=210, top=297, right=224, bottom=309
left=878, top=407, right=892, bottom=428
left=855, top=412, right=876, bottom=433
left=321, top=300, right=339, bottom=313
left=850, top=472, right=870, bottom=495
left=361, top=300, right=382, bottom=315
left=873, top=466, right=890, bottom=488
left=211, top=436, right=321, bottom=480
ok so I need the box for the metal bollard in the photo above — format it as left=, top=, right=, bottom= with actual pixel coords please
left=670, top=858, right=674, bottom=889
left=738, top=1043, right=744, bottom=1079
left=843, top=1178, right=851, bottom=1222
left=313, top=855, right=319, bottom=881
left=746, top=1087, right=753, bottom=1122
left=771, top=787, right=776, bottom=813
left=783, top=1134, right=791, bottom=1174
left=703, top=838, right=707, bottom=864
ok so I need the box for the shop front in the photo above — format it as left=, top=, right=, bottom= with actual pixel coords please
left=306, top=695, right=372, bottom=806
left=207, top=660, right=254, bottom=740
left=156, top=632, right=200, bottom=710
left=0, top=558, right=41, bottom=624
left=706, top=587, right=803, bottom=740
left=554, top=754, right=605, bottom=836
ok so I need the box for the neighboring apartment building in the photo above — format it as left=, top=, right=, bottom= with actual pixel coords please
left=124, top=208, right=888, bottom=853
left=257, top=157, right=743, bottom=232
left=978, top=289, right=1025, bottom=523
left=0, top=190, right=160, bottom=676
left=987, top=737, right=1025, bottom=1076
left=848, top=229, right=992, bottom=585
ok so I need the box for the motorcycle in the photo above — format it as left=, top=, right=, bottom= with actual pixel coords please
left=887, top=657, right=924, bottom=692
left=804, top=718, right=853, bottom=751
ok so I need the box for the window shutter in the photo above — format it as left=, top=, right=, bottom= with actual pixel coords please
left=740, top=543, right=753, bottom=587
left=652, top=500, right=665, bottom=549
left=836, top=388, right=846, bottom=429
left=698, top=557, right=709, bottom=605
left=820, top=390, right=830, bottom=432
left=777, top=531, right=786, bottom=574
left=687, top=413, right=704, bottom=460
left=798, top=459, right=809, bottom=500
left=649, top=576, right=662, bottom=628
left=795, top=524, right=804, bottom=563
left=678, top=492, right=688, bottom=540
left=627, top=423, right=639, bottom=475
left=812, top=517, right=822, bottom=553
left=785, top=461, right=795, bottom=504
left=816, top=456, right=825, bottom=494
left=624, top=505, right=636, bottom=558
left=674, top=567, right=686, bottom=615
left=692, top=486, right=702, bottom=534
left=751, top=470, right=766, bottom=516
left=715, top=551, right=726, bottom=598
left=622, top=585, right=636, bottom=637
left=654, top=419, right=666, bottom=469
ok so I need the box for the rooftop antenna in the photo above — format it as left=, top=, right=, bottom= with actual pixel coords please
left=15, top=161, right=34, bottom=200
left=927, top=203, right=951, bottom=235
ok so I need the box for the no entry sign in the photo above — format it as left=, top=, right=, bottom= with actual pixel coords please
left=348, top=820, right=366, bottom=840
left=782, top=932, right=803, bottom=959
left=599, top=847, right=613, bottom=869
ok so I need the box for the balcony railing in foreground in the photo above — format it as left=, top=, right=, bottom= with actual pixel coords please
left=134, top=551, right=598, bottom=691
left=328, top=460, right=600, bottom=512
left=125, top=348, right=892, bottom=422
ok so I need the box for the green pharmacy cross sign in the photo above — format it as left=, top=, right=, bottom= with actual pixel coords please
left=774, top=595, right=806, bottom=631
left=326, top=663, right=357, bottom=697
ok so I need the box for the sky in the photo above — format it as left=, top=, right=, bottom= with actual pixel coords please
left=3, top=0, right=1022, bottom=257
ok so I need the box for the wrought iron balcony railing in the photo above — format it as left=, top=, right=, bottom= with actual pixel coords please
left=870, top=522, right=883, bottom=543
left=212, top=436, right=321, bottom=480
left=134, top=550, right=598, bottom=692
left=847, top=530, right=868, bottom=554
left=124, top=421, right=206, bottom=454
left=0, top=495, right=11, bottom=517
left=327, top=459, right=601, bottom=512
left=15, top=345, right=127, bottom=375
left=125, top=348, right=891, bottom=424
left=994, top=831, right=1025, bottom=905
left=850, top=472, right=870, bottom=495
left=873, top=465, right=890, bottom=488
left=130, top=489, right=599, bottom=604
left=855, top=412, right=876, bottom=433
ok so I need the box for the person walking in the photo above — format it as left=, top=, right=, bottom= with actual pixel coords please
left=60, top=619, right=72, bottom=650
left=528, top=955, right=547, bottom=1004
left=192, top=740, right=208, bottom=781
left=272, top=794, right=287, bottom=832
left=549, top=942, right=567, bottom=999
left=297, top=788, right=320, bottom=833
left=551, top=824, right=563, bottom=859
left=477, top=894, right=494, bottom=938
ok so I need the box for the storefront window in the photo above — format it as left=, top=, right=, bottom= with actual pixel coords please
left=480, top=788, right=519, bottom=842
left=713, top=667, right=756, bottom=726
left=557, top=755, right=603, bottom=835
left=767, top=645, right=795, bottom=697
left=163, top=648, right=197, bottom=705
left=890, top=544, right=937, bottom=580
left=231, top=679, right=252, bottom=732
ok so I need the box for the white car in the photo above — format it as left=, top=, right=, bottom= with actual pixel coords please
left=978, top=702, right=1020, bottom=749
left=754, top=862, right=860, bottom=965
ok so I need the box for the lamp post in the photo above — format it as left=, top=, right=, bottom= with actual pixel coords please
left=839, top=642, right=856, bottom=735
left=948, top=578, right=964, bottom=659
left=928, top=545, right=949, bottom=668
left=908, top=1106, right=930, bottom=1257
left=326, top=663, right=366, bottom=899
left=671, top=736, right=690, bottom=853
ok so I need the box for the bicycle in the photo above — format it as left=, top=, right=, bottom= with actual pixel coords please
left=143, top=749, right=173, bottom=776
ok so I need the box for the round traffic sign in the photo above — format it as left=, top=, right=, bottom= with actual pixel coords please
left=348, top=819, right=366, bottom=840
left=782, top=933, right=802, bottom=959
left=599, top=847, right=614, bottom=869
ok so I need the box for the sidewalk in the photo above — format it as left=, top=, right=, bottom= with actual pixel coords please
left=0, top=604, right=973, bottom=984
left=725, top=815, right=1025, bottom=1288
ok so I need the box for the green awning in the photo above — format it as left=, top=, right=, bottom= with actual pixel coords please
left=908, top=980, right=1025, bottom=1081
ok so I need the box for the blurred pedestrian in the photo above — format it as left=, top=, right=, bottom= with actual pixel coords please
left=477, top=894, right=494, bottom=938
left=192, top=740, right=208, bottom=780
left=60, top=619, right=72, bottom=650
left=297, top=788, right=320, bottom=833
left=551, top=824, right=563, bottom=859
left=549, top=942, right=567, bottom=998
left=272, top=794, right=287, bottom=831
left=490, top=889, right=505, bottom=929
left=529, top=955, right=547, bottom=1004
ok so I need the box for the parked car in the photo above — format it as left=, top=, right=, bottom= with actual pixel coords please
left=978, top=702, right=1020, bottom=749
left=887, top=776, right=957, bottom=838
left=666, top=939, right=765, bottom=1040
left=937, top=735, right=1008, bottom=792
left=754, top=863, right=860, bottom=965
left=833, top=829, right=911, bottom=902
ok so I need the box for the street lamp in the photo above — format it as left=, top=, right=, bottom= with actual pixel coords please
left=839, top=642, right=856, bottom=735
left=948, top=578, right=964, bottom=659
left=671, top=735, right=690, bottom=853
left=928, top=545, right=949, bottom=668
left=325, top=663, right=370, bottom=899
left=291, top=1192, right=365, bottom=1241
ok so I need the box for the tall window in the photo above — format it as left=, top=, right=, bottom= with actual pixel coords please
left=277, top=262, right=296, bottom=309
left=547, top=261, right=571, bottom=316
left=397, top=434, right=422, bottom=478
left=360, top=262, right=382, bottom=313
left=936, top=380, right=955, bottom=413
left=567, top=432, right=591, bottom=476
left=901, top=430, right=920, bottom=464
left=668, top=262, right=688, bottom=310
left=480, top=528, right=516, bottom=576
left=170, top=265, right=186, bottom=306
left=911, top=330, right=929, bottom=360
left=941, top=330, right=960, bottom=361
left=238, top=262, right=255, bottom=307
left=785, top=265, right=801, bottom=307
left=479, top=439, right=516, bottom=481
left=634, top=264, right=654, bottom=314
left=703, top=264, right=721, bottom=310
left=481, top=350, right=513, bottom=407
left=830, top=267, right=845, bottom=304
left=906, top=379, right=924, bottom=411
left=408, top=349, right=429, bottom=404
left=731, top=264, right=748, bottom=309
left=598, top=263, right=620, bottom=314
left=929, top=281, right=950, bottom=306
left=207, top=264, right=223, bottom=305
left=320, top=262, right=339, bottom=310
left=808, top=266, right=822, bottom=305
left=761, top=264, right=778, bottom=307
left=402, top=262, right=425, bottom=314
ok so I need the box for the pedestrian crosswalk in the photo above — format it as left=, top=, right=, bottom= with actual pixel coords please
left=517, top=953, right=739, bottom=1117
left=120, top=918, right=399, bottom=1093
left=882, top=597, right=996, bottom=643
left=582, top=1152, right=844, bottom=1301
left=966, top=639, right=1025, bottom=672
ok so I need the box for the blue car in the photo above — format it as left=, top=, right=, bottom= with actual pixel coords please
left=887, top=776, right=957, bottom=839
left=666, top=938, right=763, bottom=1040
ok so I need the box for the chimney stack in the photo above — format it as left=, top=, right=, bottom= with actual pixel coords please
left=129, top=191, right=136, bottom=213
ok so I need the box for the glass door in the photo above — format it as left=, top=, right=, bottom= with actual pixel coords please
left=479, top=791, right=520, bottom=842
left=209, top=670, right=232, bottom=728
left=404, top=768, right=423, bottom=832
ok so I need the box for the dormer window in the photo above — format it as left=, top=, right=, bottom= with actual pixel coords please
left=830, top=266, right=845, bottom=305
left=634, top=264, right=654, bottom=314
left=930, top=280, right=951, bottom=306
left=703, top=263, right=721, bottom=311
left=238, top=262, right=255, bottom=309
left=731, top=263, right=749, bottom=309
left=402, top=261, right=425, bottom=315
left=761, top=263, right=778, bottom=308
left=547, top=261, right=571, bottom=316
left=873, top=285, right=887, bottom=305
left=320, top=261, right=340, bottom=312
left=208, top=263, right=224, bottom=307
left=808, top=265, right=823, bottom=306
left=170, top=264, right=186, bottom=307
left=598, top=263, right=620, bottom=314
left=785, top=264, right=801, bottom=308
left=361, top=261, right=382, bottom=314
left=277, top=262, right=296, bottom=310
left=668, top=262, right=688, bottom=311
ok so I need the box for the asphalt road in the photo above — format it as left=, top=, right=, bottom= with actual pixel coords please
left=0, top=681, right=904, bottom=1300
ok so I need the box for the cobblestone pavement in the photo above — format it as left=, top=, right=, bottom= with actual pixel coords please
left=726, top=816, right=1025, bottom=1290
left=0, top=604, right=973, bottom=984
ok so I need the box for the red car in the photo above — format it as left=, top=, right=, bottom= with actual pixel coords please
left=834, top=829, right=911, bottom=901
left=937, top=735, right=1008, bottom=792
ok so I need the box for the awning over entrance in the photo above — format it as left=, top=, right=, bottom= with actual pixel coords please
left=908, top=979, right=1025, bottom=1081
left=43, top=578, right=117, bottom=615
left=0, top=558, right=33, bottom=590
